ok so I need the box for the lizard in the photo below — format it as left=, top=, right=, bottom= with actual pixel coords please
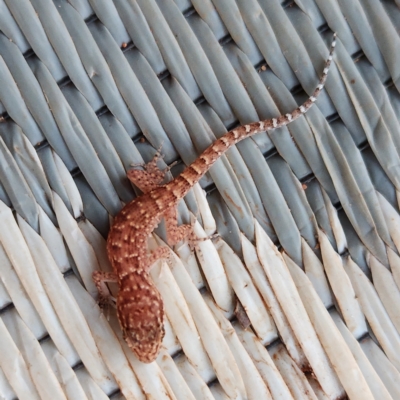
left=93, top=33, right=337, bottom=363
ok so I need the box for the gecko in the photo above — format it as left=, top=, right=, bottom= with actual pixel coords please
left=93, top=33, right=337, bottom=363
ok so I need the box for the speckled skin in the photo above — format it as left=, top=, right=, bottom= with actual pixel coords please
left=93, top=34, right=336, bottom=363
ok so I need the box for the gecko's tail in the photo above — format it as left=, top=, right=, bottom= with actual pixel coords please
left=220, top=32, right=337, bottom=142
left=259, top=32, right=337, bottom=131
left=168, top=33, right=337, bottom=193
left=232, top=32, right=337, bottom=138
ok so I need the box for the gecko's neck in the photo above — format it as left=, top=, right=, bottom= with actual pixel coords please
left=164, top=33, right=336, bottom=200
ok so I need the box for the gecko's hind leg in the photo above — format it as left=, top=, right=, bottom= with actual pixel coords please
left=145, top=247, right=171, bottom=273
left=128, top=146, right=177, bottom=193
left=92, top=271, right=117, bottom=308
left=164, top=206, right=218, bottom=247
left=164, top=206, right=195, bottom=246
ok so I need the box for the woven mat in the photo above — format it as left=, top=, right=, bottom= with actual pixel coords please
left=0, top=0, right=400, bottom=399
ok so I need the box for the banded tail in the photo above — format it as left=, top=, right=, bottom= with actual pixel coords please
left=167, top=33, right=337, bottom=193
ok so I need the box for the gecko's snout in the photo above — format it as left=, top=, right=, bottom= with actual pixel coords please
left=117, top=276, right=166, bottom=363
left=123, top=326, right=164, bottom=363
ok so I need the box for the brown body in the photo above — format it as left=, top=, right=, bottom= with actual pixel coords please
left=106, top=199, right=165, bottom=362
left=94, top=34, right=337, bottom=363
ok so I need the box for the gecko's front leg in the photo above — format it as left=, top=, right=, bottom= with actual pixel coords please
left=146, top=247, right=171, bottom=271
left=92, top=271, right=117, bottom=307
left=127, top=146, right=177, bottom=193
left=163, top=205, right=197, bottom=246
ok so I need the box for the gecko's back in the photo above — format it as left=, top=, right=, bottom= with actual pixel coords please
left=99, top=33, right=337, bottom=363
left=107, top=195, right=167, bottom=362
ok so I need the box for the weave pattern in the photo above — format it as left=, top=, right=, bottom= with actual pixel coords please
left=0, top=0, right=399, bottom=399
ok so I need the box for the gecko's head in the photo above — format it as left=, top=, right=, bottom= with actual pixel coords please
left=123, top=321, right=165, bottom=363
left=117, top=277, right=165, bottom=363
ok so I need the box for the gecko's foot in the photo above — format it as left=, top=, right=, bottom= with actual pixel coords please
left=163, top=160, right=178, bottom=175
left=129, top=141, right=165, bottom=171
left=128, top=143, right=179, bottom=192
left=97, top=294, right=117, bottom=310
left=97, top=296, right=116, bottom=321
left=153, top=141, right=165, bottom=160
left=130, top=161, right=146, bottom=169
left=147, top=246, right=171, bottom=271
left=189, top=213, right=220, bottom=242
left=187, top=232, right=220, bottom=250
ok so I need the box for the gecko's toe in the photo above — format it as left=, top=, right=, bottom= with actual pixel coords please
left=98, top=294, right=115, bottom=309
left=188, top=232, right=219, bottom=250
